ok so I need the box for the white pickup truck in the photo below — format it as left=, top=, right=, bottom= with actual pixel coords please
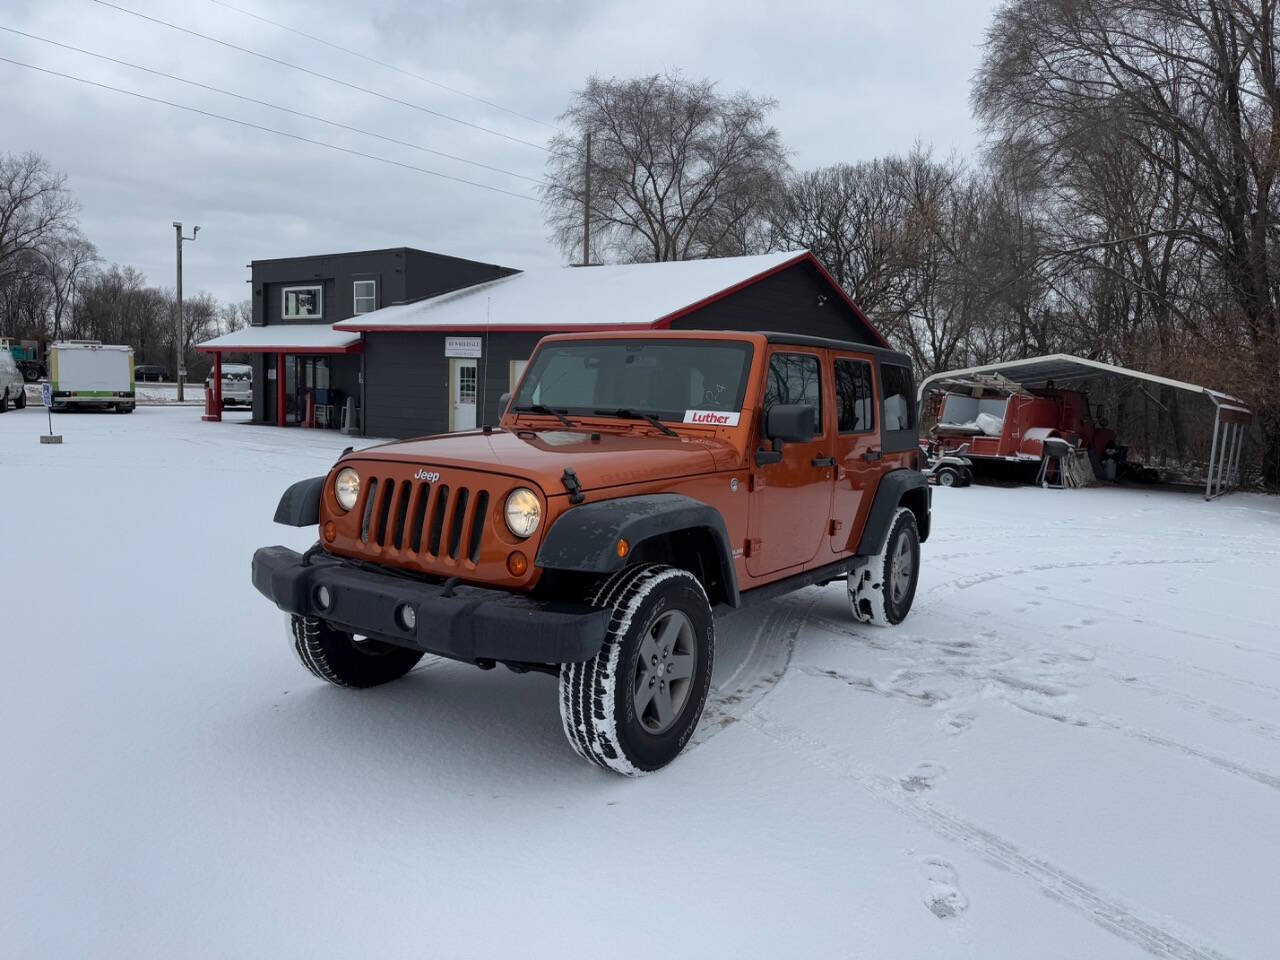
left=48, top=342, right=135, bottom=413
left=207, top=362, right=253, bottom=408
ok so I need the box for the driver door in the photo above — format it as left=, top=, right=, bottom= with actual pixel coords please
left=746, top=349, right=833, bottom=578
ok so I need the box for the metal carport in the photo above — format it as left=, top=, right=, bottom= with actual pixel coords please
left=917, top=354, right=1253, bottom=500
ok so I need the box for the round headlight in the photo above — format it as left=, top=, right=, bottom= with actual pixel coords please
left=504, top=487, right=541, bottom=538
left=334, top=467, right=360, bottom=512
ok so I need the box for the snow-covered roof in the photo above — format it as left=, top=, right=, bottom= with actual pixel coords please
left=197, top=324, right=361, bottom=354
left=334, top=251, right=817, bottom=333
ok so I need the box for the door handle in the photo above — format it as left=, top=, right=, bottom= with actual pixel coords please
left=812, top=456, right=836, bottom=468
left=864, top=449, right=882, bottom=462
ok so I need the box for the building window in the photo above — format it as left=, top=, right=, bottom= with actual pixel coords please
left=282, top=285, right=323, bottom=319
left=458, top=364, right=478, bottom=405
left=353, top=279, right=377, bottom=315
left=835, top=358, right=875, bottom=433
left=509, top=359, right=528, bottom=392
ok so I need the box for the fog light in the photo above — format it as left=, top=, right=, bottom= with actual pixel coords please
left=397, top=604, right=417, bottom=631
left=315, top=585, right=332, bottom=610
left=506, top=551, right=528, bottom=576
left=323, top=521, right=337, bottom=542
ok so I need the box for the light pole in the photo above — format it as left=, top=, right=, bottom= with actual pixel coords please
left=172, top=221, right=200, bottom=400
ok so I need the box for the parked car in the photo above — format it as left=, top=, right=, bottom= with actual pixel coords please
left=0, top=350, right=28, bottom=412
left=252, top=330, right=930, bottom=774
left=206, top=362, right=252, bottom=407
left=135, top=364, right=169, bottom=382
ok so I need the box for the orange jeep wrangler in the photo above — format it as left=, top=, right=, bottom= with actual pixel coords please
left=253, top=330, right=929, bottom=774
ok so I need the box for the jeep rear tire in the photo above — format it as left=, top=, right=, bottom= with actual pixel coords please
left=14, top=388, right=25, bottom=410
left=847, top=507, right=920, bottom=627
left=559, top=564, right=714, bottom=775
left=289, top=614, right=424, bottom=688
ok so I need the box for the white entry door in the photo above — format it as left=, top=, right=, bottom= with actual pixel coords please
left=451, top=358, right=478, bottom=431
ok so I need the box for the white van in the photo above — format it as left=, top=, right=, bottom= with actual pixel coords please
left=0, top=350, right=27, bottom=412
left=48, top=341, right=135, bottom=413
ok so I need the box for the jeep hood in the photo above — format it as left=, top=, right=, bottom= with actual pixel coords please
left=352, top=428, right=735, bottom=492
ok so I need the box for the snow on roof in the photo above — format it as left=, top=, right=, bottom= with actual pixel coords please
left=197, top=324, right=361, bottom=353
left=334, top=251, right=811, bottom=333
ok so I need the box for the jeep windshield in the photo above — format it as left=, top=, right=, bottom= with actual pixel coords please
left=512, top=340, right=754, bottom=423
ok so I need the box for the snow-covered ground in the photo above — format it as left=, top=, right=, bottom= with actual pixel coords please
left=2, top=405, right=1277, bottom=959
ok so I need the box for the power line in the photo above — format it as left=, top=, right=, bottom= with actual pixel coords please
left=88, top=0, right=549, bottom=151
left=0, top=26, right=540, bottom=184
left=204, top=0, right=554, bottom=130
left=0, top=55, right=540, bottom=202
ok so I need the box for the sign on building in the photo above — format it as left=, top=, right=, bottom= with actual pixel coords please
left=445, top=336, right=482, bottom=358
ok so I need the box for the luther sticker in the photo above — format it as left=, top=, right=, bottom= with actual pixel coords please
left=683, top=410, right=740, bottom=426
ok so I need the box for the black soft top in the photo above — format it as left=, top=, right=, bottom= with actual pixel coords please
left=758, top=331, right=913, bottom=368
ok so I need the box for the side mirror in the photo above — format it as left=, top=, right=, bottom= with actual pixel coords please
left=497, top=392, right=511, bottom=416
left=765, top=404, right=817, bottom=443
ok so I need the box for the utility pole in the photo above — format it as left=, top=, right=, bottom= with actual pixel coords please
left=172, top=221, right=200, bottom=401
left=582, top=131, right=591, bottom=267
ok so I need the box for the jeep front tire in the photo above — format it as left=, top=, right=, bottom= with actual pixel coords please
left=847, top=507, right=920, bottom=627
left=559, top=564, right=714, bottom=775
left=289, top=615, right=424, bottom=688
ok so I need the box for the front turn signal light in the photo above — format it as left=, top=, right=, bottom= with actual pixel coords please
left=507, top=551, right=529, bottom=576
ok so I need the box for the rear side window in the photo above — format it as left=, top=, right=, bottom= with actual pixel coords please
left=763, top=352, right=822, bottom=434
left=880, top=363, right=915, bottom=431
left=835, top=358, right=874, bottom=433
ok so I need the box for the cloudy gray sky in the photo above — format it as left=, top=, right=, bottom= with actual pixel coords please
left=3, top=0, right=999, bottom=305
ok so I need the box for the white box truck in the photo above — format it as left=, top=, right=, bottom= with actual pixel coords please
left=48, top=341, right=135, bottom=413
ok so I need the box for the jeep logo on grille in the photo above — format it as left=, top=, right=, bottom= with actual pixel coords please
left=413, top=469, right=441, bottom=483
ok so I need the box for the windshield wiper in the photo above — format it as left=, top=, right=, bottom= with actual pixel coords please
left=513, top=403, right=575, bottom=428
left=595, top=408, right=678, bottom=437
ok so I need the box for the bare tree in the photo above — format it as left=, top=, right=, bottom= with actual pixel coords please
left=543, top=73, right=788, bottom=262
left=44, top=232, right=98, bottom=341
left=975, top=0, right=1280, bottom=481
left=218, top=299, right=251, bottom=334
left=0, top=153, right=78, bottom=285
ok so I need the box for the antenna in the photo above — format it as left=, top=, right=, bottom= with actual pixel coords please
left=480, top=296, right=491, bottom=425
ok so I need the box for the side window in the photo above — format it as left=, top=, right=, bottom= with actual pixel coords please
left=835, top=358, right=875, bottom=433
left=352, top=279, right=377, bottom=315
left=880, top=363, right=915, bottom=432
left=763, top=352, right=822, bottom=434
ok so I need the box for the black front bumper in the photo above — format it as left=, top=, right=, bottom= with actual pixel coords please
left=252, top=546, right=609, bottom=664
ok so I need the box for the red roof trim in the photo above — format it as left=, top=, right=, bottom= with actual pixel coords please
left=335, top=322, right=657, bottom=334
left=799, top=252, right=891, bottom=349
left=648, top=251, right=808, bottom=328
left=196, top=342, right=363, bottom=354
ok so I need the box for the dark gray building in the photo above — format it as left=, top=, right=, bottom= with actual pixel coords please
left=200, top=249, right=887, bottom=438
left=200, top=247, right=514, bottom=427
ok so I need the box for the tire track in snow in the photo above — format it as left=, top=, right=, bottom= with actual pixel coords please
left=798, top=612, right=1280, bottom=794
left=742, top=709, right=1233, bottom=960
left=692, top=594, right=817, bottom=747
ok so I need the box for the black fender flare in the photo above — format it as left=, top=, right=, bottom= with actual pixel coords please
left=535, top=493, right=740, bottom=606
left=856, top=469, right=931, bottom=555
left=274, top=476, right=325, bottom=526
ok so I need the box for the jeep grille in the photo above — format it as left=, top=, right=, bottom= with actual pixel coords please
left=358, top=475, right=490, bottom=564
